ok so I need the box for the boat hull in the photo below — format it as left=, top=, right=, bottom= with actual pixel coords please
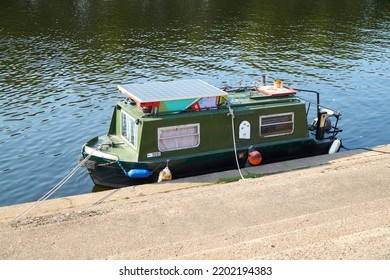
left=83, top=138, right=333, bottom=188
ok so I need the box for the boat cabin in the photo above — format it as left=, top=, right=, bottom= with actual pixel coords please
left=109, top=79, right=310, bottom=162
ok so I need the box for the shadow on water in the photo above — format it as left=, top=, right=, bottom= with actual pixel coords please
left=92, top=185, right=117, bottom=193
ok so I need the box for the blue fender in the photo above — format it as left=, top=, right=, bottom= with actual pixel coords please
left=127, top=169, right=153, bottom=179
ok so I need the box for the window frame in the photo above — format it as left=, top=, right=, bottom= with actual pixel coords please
left=120, top=110, right=138, bottom=149
left=259, top=112, right=294, bottom=138
left=158, top=123, right=200, bottom=152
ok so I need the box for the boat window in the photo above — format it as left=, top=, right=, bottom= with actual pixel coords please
left=158, top=124, right=200, bottom=152
left=121, top=111, right=138, bottom=148
left=259, top=113, right=294, bottom=137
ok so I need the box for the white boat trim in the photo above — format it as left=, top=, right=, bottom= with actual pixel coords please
left=84, top=146, right=118, bottom=161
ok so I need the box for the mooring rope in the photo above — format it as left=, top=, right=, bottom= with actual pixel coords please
left=227, top=106, right=246, bottom=181
left=10, top=144, right=103, bottom=224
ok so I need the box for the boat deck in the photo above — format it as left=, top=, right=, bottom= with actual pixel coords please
left=117, top=79, right=302, bottom=116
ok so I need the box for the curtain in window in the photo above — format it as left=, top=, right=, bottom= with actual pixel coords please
left=158, top=124, right=199, bottom=151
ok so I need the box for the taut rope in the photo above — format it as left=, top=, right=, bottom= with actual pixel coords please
left=10, top=144, right=102, bottom=224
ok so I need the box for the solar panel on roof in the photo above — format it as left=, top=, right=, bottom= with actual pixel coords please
left=118, top=79, right=227, bottom=103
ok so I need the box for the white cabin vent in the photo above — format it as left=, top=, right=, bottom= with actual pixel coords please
left=239, top=121, right=251, bottom=139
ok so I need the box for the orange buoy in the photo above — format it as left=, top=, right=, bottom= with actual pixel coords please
left=248, top=147, right=262, bottom=166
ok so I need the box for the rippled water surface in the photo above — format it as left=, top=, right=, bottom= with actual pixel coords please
left=1, top=0, right=389, bottom=206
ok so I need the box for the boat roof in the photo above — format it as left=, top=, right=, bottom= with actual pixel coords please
left=118, top=79, right=227, bottom=103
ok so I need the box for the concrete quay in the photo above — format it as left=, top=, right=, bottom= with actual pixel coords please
left=0, top=145, right=390, bottom=260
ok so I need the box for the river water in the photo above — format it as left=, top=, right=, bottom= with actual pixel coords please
left=0, top=0, right=389, bottom=207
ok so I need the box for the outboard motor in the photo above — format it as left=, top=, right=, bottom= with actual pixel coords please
left=316, top=109, right=329, bottom=140
left=296, top=88, right=342, bottom=141
left=315, top=108, right=341, bottom=140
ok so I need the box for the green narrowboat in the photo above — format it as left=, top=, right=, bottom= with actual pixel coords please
left=81, top=78, right=342, bottom=188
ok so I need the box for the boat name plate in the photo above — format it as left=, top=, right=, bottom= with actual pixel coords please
left=147, top=152, right=162, bottom=158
